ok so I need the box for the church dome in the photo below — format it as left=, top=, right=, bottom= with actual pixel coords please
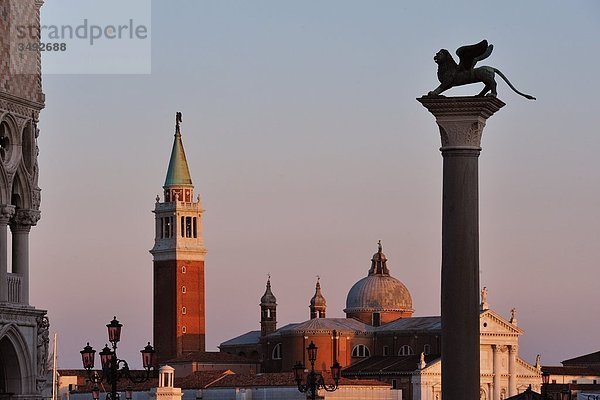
left=345, top=275, right=413, bottom=313
left=344, top=242, right=414, bottom=318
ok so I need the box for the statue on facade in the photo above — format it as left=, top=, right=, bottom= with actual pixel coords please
left=510, top=307, right=518, bottom=325
left=481, top=286, right=489, bottom=310
left=426, top=40, right=536, bottom=100
left=36, top=316, right=50, bottom=376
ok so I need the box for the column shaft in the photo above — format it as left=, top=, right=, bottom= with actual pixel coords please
left=493, top=345, right=501, bottom=400
left=0, top=221, right=7, bottom=302
left=440, top=148, right=481, bottom=400
left=508, top=346, right=517, bottom=396
left=11, top=226, right=31, bottom=304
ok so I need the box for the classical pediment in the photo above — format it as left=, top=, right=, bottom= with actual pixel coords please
left=480, top=310, right=523, bottom=336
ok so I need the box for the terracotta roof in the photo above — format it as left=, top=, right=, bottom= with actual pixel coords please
left=163, top=351, right=258, bottom=364
left=562, top=351, right=600, bottom=366
left=219, top=331, right=261, bottom=347
left=207, top=372, right=389, bottom=388
left=342, top=355, right=440, bottom=375
left=542, top=365, right=600, bottom=376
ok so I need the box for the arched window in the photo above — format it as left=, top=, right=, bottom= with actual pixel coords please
left=272, top=343, right=282, bottom=360
left=398, top=345, right=414, bottom=356
left=182, top=326, right=187, bottom=333
left=351, top=344, right=370, bottom=358
left=182, top=307, right=187, bottom=315
left=182, top=286, right=186, bottom=294
left=181, top=266, right=186, bottom=273
left=423, top=344, right=430, bottom=355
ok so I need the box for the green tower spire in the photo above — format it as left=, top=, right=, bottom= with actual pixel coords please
left=164, top=112, right=193, bottom=187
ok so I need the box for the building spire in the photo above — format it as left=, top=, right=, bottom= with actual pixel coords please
left=164, top=111, right=193, bottom=188
left=310, top=276, right=327, bottom=319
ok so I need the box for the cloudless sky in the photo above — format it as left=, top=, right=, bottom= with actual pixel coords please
left=32, top=0, right=600, bottom=368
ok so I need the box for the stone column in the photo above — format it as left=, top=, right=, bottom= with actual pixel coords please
left=508, top=345, right=517, bottom=396
left=493, top=345, right=501, bottom=400
left=0, top=205, right=15, bottom=302
left=10, top=209, right=40, bottom=305
left=418, top=96, right=505, bottom=400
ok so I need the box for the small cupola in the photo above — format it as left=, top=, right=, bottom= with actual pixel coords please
left=309, top=277, right=327, bottom=319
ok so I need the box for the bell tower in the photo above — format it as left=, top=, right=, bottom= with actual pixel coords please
left=151, top=112, right=207, bottom=362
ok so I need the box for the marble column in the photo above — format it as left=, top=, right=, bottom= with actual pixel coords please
left=418, top=96, right=505, bottom=400
left=10, top=209, right=40, bottom=305
left=0, top=205, right=15, bottom=302
left=508, top=345, right=518, bottom=396
left=493, top=345, right=501, bottom=400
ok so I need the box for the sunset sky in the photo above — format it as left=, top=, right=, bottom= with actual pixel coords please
left=31, top=0, right=599, bottom=368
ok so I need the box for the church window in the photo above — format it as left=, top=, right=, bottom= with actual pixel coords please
left=272, top=343, right=282, bottom=360
left=182, top=286, right=186, bottom=293
left=193, top=217, right=197, bottom=238
left=423, top=344, right=430, bottom=355
left=181, top=216, right=185, bottom=237
left=383, top=345, right=389, bottom=356
left=164, top=218, right=171, bottom=238
left=399, top=345, right=414, bottom=356
left=391, top=379, right=398, bottom=389
left=352, top=344, right=370, bottom=358
left=160, top=218, right=164, bottom=238
left=182, top=326, right=186, bottom=333
left=182, top=307, right=186, bottom=314
left=181, top=266, right=186, bottom=273
left=186, top=217, right=192, bottom=237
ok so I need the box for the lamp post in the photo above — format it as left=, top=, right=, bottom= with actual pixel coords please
left=80, top=317, right=156, bottom=400
left=293, top=341, right=341, bottom=400
left=541, top=370, right=550, bottom=399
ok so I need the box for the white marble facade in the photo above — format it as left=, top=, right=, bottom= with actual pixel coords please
left=412, top=309, right=541, bottom=400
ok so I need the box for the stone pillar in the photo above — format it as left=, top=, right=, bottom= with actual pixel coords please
left=0, top=205, right=15, bottom=302
left=10, top=209, right=40, bottom=305
left=418, top=96, right=505, bottom=400
left=508, top=345, right=517, bottom=396
left=493, top=345, right=501, bottom=400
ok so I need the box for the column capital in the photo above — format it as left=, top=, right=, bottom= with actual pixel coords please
left=0, top=205, right=16, bottom=224
left=417, top=96, right=505, bottom=151
left=10, top=209, right=41, bottom=229
left=509, top=344, right=518, bottom=354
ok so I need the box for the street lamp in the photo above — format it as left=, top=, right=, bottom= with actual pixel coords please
left=541, top=370, right=550, bottom=399
left=80, top=316, right=156, bottom=400
left=293, top=341, right=341, bottom=400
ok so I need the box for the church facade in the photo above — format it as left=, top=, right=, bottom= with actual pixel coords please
left=220, top=244, right=541, bottom=400
left=0, top=0, right=49, bottom=397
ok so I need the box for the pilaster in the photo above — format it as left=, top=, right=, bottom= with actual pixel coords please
left=418, top=95, right=504, bottom=400
left=508, top=345, right=518, bottom=396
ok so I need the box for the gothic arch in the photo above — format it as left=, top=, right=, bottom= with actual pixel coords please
left=11, top=163, right=34, bottom=210
left=0, top=323, right=34, bottom=394
left=0, top=113, right=23, bottom=173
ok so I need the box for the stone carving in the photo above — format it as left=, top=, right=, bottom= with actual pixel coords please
left=12, top=209, right=41, bottom=226
left=426, top=40, right=536, bottom=100
left=438, top=120, right=485, bottom=148
left=481, top=286, right=489, bottom=310
left=36, top=315, right=50, bottom=376
left=509, top=308, right=518, bottom=325
left=0, top=205, right=16, bottom=222
left=535, top=354, right=541, bottom=371
left=419, top=352, right=426, bottom=369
